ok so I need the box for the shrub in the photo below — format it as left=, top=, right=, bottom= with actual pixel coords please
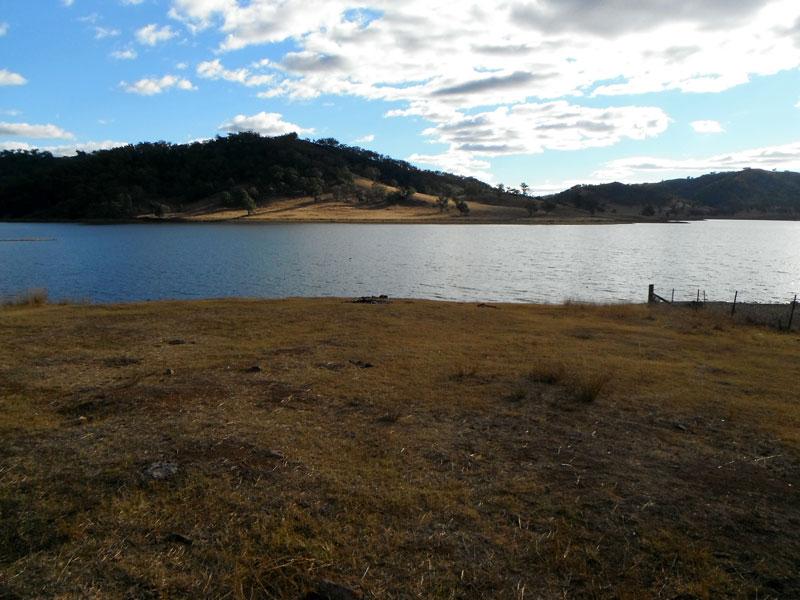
left=455, top=198, right=470, bottom=216
left=236, top=189, right=256, bottom=215
left=4, top=288, right=48, bottom=307
left=567, top=372, right=610, bottom=403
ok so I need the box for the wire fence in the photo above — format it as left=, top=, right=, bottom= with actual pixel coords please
left=648, top=284, right=798, bottom=331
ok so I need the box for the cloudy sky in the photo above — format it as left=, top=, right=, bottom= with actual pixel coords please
left=2, top=0, right=800, bottom=192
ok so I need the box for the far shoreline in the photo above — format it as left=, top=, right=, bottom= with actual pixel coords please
left=5, top=215, right=799, bottom=226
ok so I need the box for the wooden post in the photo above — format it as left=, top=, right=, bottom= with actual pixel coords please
left=731, top=291, right=738, bottom=316
left=671, top=289, right=675, bottom=303
left=696, top=289, right=700, bottom=303
left=789, top=294, right=797, bottom=331
left=648, top=284, right=655, bottom=304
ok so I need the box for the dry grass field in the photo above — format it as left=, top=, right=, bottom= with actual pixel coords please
left=158, top=179, right=633, bottom=225
left=1, top=298, right=799, bottom=598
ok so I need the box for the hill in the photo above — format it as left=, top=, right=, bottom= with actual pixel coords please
left=0, top=133, right=504, bottom=221
left=548, top=169, right=800, bottom=219
left=1, top=133, right=799, bottom=221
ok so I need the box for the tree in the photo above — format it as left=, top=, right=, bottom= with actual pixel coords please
left=436, top=192, right=450, bottom=213
left=520, top=182, right=529, bottom=197
left=366, top=182, right=386, bottom=203
left=306, top=177, right=324, bottom=202
left=388, top=186, right=416, bottom=204
left=236, top=188, right=256, bottom=215
left=641, top=204, right=656, bottom=217
left=455, top=198, right=470, bottom=216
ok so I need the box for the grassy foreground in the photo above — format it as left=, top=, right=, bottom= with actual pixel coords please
left=1, top=299, right=798, bottom=598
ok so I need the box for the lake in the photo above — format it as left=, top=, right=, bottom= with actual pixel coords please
left=0, top=220, right=797, bottom=304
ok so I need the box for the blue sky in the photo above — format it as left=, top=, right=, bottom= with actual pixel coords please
left=2, top=0, right=800, bottom=192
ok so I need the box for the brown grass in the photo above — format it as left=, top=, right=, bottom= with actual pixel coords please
left=162, top=178, right=631, bottom=225
left=0, top=299, right=799, bottom=598
left=2, top=288, right=48, bottom=307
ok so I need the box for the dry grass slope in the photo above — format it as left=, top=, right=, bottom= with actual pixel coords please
left=0, top=299, right=798, bottom=598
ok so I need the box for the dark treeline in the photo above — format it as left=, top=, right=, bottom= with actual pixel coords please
left=0, top=133, right=499, bottom=219
left=3, top=134, right=799, bottom=220
left=548, top=168, right=800, bottom=218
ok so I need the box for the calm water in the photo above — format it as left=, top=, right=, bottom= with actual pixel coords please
left=0, top=221, right=797, bottom=304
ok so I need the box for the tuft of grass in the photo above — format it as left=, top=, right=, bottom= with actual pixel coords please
left=527, top=361, right=566, bottom=385
left=449, top=364, right=479, bottom=381
left=566, top=371, right=611, bottom=403
left=4, top=288, right=48, bottom=307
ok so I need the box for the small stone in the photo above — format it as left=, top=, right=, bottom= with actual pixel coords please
left=165, top=368, right=175, bottom=376
left=349, top=360, right=374, bottom=369
left=246, top=365, right=263, bottom=373
left=144, top=461, right=178, bottom=480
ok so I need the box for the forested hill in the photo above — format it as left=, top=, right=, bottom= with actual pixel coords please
left=1, top=133, right=799, bottom=220
left=547, top=169, right=800, bottom=218
left=0, top=133, right=498, bottom=219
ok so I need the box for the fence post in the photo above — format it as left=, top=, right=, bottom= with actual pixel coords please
left=789, top=294, right=797, bottom=331
left=731, top=291, right=738, bottom=316
left=671, top=289, right=675, bottom=303
left=648, top=284, right=655, bottom=304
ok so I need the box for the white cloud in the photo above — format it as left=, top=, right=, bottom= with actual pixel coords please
left=136, top=23, right=177, bottom=46
left=595, top=141, right=800, bottom=181
left=219, top=111, right=314, bottom=136
left=0, top=122, right=74, bottom=139
left=0, top=140, right=128, bottom=156
left=0, top=22, right=8, bottom=36
left=95, top=26, right=121, bottom=39
left=122, top=0, right=144, bottom=4
left=111, top=48, right=137, bottom=60
left=196, top=59, right=273, bottom=86
left=121, top=75, right=196, bottom=95
left=354, top=134, right=375, bottom=143
left=690, top=120, right=725, bottom=133
left=61, top=0, right=75, bottom=6
left=78, top=13, right=100, bottom=24
left=0, top=69, right=27, bottom=86
left=163, top=0, right=800, bottom=174
left=409, top=149, right=494, bottom=181
left=409, top=101, right=670, bottom=176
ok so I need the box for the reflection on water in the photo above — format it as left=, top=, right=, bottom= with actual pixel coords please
left=0, top=221, right=797, bottom=304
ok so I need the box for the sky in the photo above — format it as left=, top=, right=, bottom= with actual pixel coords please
left=2, top=0, right=800, bottom=193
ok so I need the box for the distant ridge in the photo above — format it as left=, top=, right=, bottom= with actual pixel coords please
left=1, top=133, right=798, bottom=220
left=547, top=168, right=800, bottom=218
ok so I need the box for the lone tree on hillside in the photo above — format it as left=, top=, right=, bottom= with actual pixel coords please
left=436, top=192, right=450, bottom=213
left=365, top=182, right=387, bottom=204
left=455, top=198, right=470, bottom=216
left=520, top=182, right=529, bottom=197
left=236, top=188, right=256, bottom=215
left=388, top=186, right=416, bottom=204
